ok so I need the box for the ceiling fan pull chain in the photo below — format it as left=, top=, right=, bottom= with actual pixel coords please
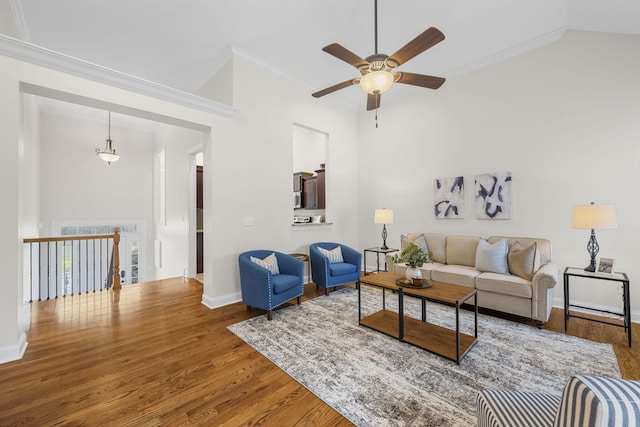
left=375, top=106, right=379, bottom=128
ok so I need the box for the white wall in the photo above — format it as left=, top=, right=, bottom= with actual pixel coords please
left=38, top=110, right=155, bottom=236
left=151, top=125, right=204, bottom=279
left=0, top=52, right=222, bottom=362
left=293, top=125, right=325, bottom=174
left=21, top=94, right=40, bottom=302
left=0, top=42, right=359, bottom=361
left=197, top=56, right=359, bottom=308
left=357, top=30, right=640, bottom=319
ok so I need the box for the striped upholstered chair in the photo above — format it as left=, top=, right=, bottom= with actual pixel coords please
left=477, top=375, right=640, bottom=427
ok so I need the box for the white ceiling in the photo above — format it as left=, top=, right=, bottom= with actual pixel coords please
left=3, top=0, right=640, bottom=111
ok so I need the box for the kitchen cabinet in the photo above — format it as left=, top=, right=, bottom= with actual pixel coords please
left=293, top=172, right=313, bottom=192
left=196, top=166, right=203, bottom=209
left=316, top=168, right=325, bottom=209
left=303, top=176, right=317, bottom=209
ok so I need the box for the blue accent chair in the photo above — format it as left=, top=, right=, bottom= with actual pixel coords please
left=238, top=250, right=304, bottom=320
left=309, top=242, right=362, bottom=295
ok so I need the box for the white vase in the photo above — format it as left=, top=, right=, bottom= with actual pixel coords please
left=405, top=266, right=422, bottom=280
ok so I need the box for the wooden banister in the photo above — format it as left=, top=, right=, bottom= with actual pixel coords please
left=24, top=234, right=116, bottom=243
left=23, top=228, right=122, bottom=295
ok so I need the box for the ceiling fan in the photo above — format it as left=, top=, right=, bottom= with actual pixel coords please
left=312, top=0, right=446, bottom=114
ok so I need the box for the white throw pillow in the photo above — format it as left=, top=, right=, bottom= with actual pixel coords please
left=475, top=238, right=509, bottom=275
left=250, top=252, right=280, bottom=275
left=318, top=246, right=344, bottom=263
left=400, top=234, right=429, bottom=254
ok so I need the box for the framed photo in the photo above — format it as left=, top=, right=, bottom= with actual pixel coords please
left=597, top=257, right=615, bottom=274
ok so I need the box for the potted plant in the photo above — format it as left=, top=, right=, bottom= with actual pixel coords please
left=392, top=243, right=432, bottom=281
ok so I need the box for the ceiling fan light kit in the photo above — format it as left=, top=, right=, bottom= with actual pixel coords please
left=312, top=0, right=446, bottom=126
left=359, top=70, right=394, bottom=94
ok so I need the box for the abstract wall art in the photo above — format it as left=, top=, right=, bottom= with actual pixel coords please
left=475, top=171, right=512, bottom=219
left=434, top=176, right=464, bottom=218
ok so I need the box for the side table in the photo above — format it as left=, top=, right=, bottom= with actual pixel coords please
left=363, top=247, right=398, bottom=275
left=563, top=267, right=631, bottom=347
left=289, top=253, right=310, bottom=284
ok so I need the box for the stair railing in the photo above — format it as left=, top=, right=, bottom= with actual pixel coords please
left=23, top=228, right=121, bottom=301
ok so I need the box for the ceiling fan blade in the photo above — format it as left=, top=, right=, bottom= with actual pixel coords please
left=322, top=43, right=369, bottom=69
left=395, top=72, right=445, bottom=90
left=366, top=93, right=381, bottom=111
left=388, top=27, right=445, bottom=67
left=312, top=79, right=358, bottom=98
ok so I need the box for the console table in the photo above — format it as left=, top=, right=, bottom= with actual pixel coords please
left=363, top=247, right=398, bottom=275
left=563, top=267, right=631, bottom=347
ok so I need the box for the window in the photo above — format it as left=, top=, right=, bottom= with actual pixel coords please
left=53, top=220, right=145, bottom=285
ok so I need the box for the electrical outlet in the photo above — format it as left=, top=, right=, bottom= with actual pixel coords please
left=243, top=216, right=254, bottom=226
left=618, top=284, right=624, bottom=295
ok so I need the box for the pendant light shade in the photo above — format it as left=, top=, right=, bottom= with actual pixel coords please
left=96, top=111, right=120, bottom=165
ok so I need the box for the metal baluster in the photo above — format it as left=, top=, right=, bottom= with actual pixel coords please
left=85, top=239, right=89, bottom=294
left=100, top=238, right=104, bottom=291
left=72, top=240, right=75, bottom=296
left=47, top=241, right=50, bottom=300
left=29, top=242, right=33, bottom=302
left=91, top=240, right=96, bottom=293
left=55, top=241, right=59, bottom=299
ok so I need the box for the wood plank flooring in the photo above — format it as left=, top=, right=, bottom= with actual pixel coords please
left=1, top=277, right=638, bottom=426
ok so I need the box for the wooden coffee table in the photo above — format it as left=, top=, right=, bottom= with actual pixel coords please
left=358, top=272, right=478, bottom=364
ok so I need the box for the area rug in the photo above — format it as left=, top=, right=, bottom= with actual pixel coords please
left=228, top=286, right=620, bottom=426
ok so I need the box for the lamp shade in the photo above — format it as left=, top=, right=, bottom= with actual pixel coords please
left=360, top=70, right=394, bottom=95
left=374, top=209, right=394, bottom=225
left=572, top=204, right=617, bottom=229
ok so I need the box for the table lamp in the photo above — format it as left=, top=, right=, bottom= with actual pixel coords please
left=374, top=209, right=394, bottom=250
left=571, top=202, right=617, bottom=272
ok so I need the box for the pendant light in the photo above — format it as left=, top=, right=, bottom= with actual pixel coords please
left=96, top=111, right=120, bottom=165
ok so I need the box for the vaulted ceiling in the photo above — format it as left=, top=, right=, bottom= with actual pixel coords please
left=2, top=0, right=639, bottom=111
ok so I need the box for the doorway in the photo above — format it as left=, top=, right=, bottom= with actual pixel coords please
left=195, top=152, right=204, bottom=282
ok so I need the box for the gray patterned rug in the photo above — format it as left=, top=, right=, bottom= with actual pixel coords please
left=228, top=286, right=620, bottom=426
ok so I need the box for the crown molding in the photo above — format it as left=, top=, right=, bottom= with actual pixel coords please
left=0, top=34, right=238, bottom=118
left=188, top=42, right=357, bottom=112
left=187, top=44, right=235, bottom=93
left=448, top=26, right=567, bottom=78
left=9, top=0, right=29, bottom=40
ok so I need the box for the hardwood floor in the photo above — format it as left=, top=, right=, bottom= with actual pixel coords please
left=1, top=278, right=639, bottom=426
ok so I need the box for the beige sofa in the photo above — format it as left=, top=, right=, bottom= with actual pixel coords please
left=385, top=233, right=561, bottom=326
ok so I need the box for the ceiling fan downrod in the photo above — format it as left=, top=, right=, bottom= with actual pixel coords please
left=374, top=0, right=379, bottom=54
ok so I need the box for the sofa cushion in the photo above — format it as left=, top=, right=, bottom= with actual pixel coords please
left=329, top=262, right=357, bottom=276
left=475, top=238, right=509, bottom=275
left=250, top=252, right=280, bottom=275
left=425, top=233, right=447, bottom=264
left=318, top=246, right=344, bottom=263
left=446, top=235, right=480, bottom=267
left=401, top=234, right=428, bottom=254
left=271, top=273, right=299, bottom=294
left=431, top=265, right=479, bottom=288
left=476, top=272, right=532, bottom=298
left=508, top=241, right=540, bottom=280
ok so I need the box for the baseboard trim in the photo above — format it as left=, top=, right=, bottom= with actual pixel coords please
left=0, top=332, right=28, bottom=364
left=202, top=291, right=242, bottom=310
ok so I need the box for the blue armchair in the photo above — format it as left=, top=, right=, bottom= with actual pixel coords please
left=309, top=242, right=362, bottom=295
left=238, top=250, right=304, bottom=320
